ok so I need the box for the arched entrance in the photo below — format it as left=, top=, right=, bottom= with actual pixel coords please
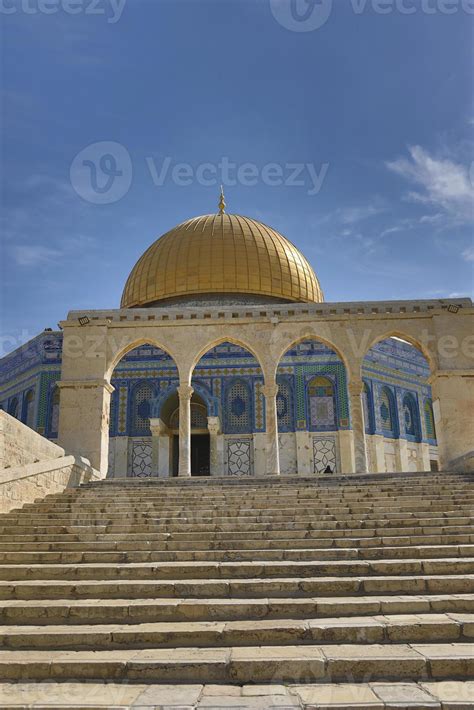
left=191, top=341, right=265, bottom=477
left=160, top=391, right=210, bottom=476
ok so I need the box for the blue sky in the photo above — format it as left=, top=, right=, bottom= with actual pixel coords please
left=1, top=0, right=473, bottom=355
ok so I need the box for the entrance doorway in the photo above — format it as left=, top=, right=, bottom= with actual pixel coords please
left=172, top=433, right=210, bottom=476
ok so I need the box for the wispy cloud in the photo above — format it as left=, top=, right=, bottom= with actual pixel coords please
left=462, top=246, right=474, bottom=262
left=386, top=145, right=474, bottom=223
left=11, top=245, right=63, bottom=267
left=331, top=203, right=387, bottom=225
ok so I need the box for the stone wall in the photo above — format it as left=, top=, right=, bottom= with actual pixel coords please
left=0, top=411, right=64, bottom=470
left=0, top=455, right=101, bottom=514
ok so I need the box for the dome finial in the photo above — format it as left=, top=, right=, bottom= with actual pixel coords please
left=218, top=185, right=226, bottom=215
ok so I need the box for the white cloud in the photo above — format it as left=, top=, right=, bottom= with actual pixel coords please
left=11, top=245, right=63, bottom=267
left=462, top=246, right=474, bottom=262
left=337, top=204, right=386, bottom=225
left=386, top=146, right=474, bottom=223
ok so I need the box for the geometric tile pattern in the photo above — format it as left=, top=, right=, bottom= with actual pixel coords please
left=130, top=441, right=153, bottom=478
left=226, top=438, right=253, bottom=476
left=312, top=436, right=337, bottom=474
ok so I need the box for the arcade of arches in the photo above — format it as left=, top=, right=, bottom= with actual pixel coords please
left=1, top=209, right=472, bottom=477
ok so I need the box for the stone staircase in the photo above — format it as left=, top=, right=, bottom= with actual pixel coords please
left=0, top=471, right=473, bottom=708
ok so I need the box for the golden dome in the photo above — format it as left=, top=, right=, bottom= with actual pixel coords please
left=121, top=213, right=323, bottom=308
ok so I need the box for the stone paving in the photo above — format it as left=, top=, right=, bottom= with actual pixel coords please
left=0, top=471, right=473, bottom=707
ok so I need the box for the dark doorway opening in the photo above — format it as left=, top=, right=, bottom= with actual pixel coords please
left=172, top=434, right=210, bottom=476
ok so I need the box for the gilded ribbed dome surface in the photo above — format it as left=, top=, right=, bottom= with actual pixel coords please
left=121, top=213, right=323, bottom=308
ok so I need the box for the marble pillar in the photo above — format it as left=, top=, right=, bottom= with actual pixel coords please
left=207, top=416, right=221, bottom=476
left=261, top=383, right=280, bottom=475
left=348, top=380, right=369, bottom=474
left=177, top=384, right=193, bottom=477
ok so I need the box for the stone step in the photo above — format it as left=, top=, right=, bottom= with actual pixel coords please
left=5, top=511, right=474, bottom=529
left=19, top=496, right=474, bottom=513
left=0, top=613, right=471, bottom=650
left=7, top=499, right=474, bottom=512
left=1, top=558, right=474, bottom=582
left=1, top=679, right=473, bottom=709
left=3, top=522, right=474, bottom=540
left=0, top=642, right=473, bottom=683
left=1, top=574, right=473, bottom=600
left=3, top=594, right=473, bottom=626
left=0, top=532, right=474, bottom=553
left=2, top=472, right=473, bottom=694
left=1, top=543, right=473, bottom=564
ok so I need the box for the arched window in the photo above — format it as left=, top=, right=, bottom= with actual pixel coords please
left=276, top=377, right=294, bottom=431
left=225, top=379, right=251, bottom=433
left=48, top=387, right=60, bottom=438
left=379, top=386, right=397, bottom=437
left=8, top=397, right=19, bottom=419
left=131, top=382, right=154, bottom=436
left=23, top=390, right=35, bottom=429
left=307, top=376, right=336, bottom=430
left=362, top=380, right=375, bottom=434
left=402, top=392, right=421, bottom=441
left=424, top=399, right=436, bottom=440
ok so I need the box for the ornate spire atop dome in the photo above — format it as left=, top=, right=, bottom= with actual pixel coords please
left=218, top=185, right=226, bottom=215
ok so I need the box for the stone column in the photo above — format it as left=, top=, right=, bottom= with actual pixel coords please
left=430, top=371, right=474, bottom=471
left=149, top=418, right=170, bottom=478
left=207, top=416, right=221, bottom=476
left=261, top=383, right=280, bottom=476
left=57, top=379, right=113, bottom=475
left=177, top=384, right=193, bottom=477
left=348, top=380, right=368, bottom=474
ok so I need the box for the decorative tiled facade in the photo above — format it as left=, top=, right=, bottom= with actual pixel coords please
left=1, top=334, right=438, bottom=475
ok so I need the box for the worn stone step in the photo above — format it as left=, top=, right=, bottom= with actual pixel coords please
left=0, top=613, right=471, bottom=650
left=14, top=499, right=474, bottom=517
left=2, top=543, right=473, bottom=565
left=3, top=594, right=473, bottom=626
left=7, top=512, right=474, bottom=531
left=3, top=522, right=473, bottom=541
left=1, top=574, right=473, bottom=600
left=0, top=642, right=473, bottom=683
left=2, top=680, right=474, bottom=709
left=1, top=558, right=474, bottom=582
left=2, top=532, right=473, bottom=552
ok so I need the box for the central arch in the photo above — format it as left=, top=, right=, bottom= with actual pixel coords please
left=191, top=341, right=265, bottom=476
left=276, top=338, right=351, bottom=475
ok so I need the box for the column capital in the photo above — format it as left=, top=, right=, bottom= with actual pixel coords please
left=207, top=416, right=221, bottom=435
left=149, top=418, right=169, bottom=436
left=177, top=384, right=194, bottom=400
left=348, top=379, right=364, bottom=397
left=261, top=383, right=279, bottom=399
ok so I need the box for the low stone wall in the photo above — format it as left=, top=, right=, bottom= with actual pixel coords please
left=0, top=411, right=64, bottom=469
left=0, top=455, right=101, bottom=513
